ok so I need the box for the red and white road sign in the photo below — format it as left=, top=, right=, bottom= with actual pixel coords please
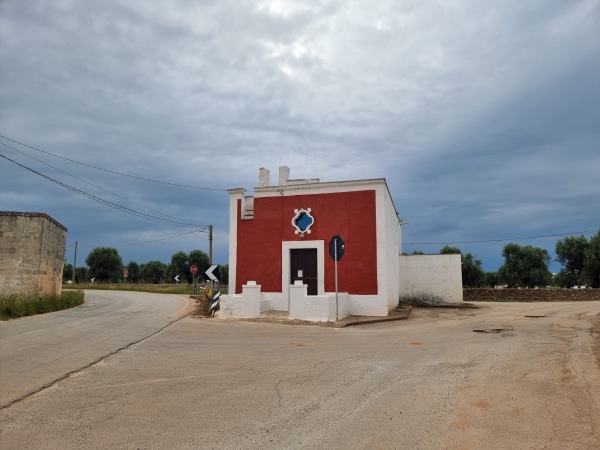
left=124, top=273, right=128, bottom=278
left=190, top=265, right=198, bottom=274
left=123, top=268, right=129, bottom=277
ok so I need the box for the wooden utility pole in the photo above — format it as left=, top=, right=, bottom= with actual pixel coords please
left=208, top=225, right=213, bottom=265
left=72, top=241, right=78, bottom=283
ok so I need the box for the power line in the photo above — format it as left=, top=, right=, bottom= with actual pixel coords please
left=0, top=152, right=207, bottom=228
left=1, top=141, right=194, bottom=225
left=72, top=228, right=205, bottom=247
left=403, top=229, right=600, bottom=245
left=0, top=134, right=228, bottom=191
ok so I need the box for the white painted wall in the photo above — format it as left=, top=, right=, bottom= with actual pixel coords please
left=382, top=185, right=400, bottom=312
left=289, top=282, right=350, bottom=322
left=226, top=188, right=246, bottom=296
left=399, top=254, right=463, bottom=304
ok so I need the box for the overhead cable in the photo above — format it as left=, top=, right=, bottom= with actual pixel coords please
left=71, top=228, right=206, bottom=247
left=0, top=152, right=206, bottom=228
left=0, top=134, right=228, bottom=191
left=403, top=229, right=600, bottom=245
left=1, top=141, right=195, bottom=225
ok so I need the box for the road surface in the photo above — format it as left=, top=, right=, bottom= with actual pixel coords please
left=1, top=298, right=599, bottom=449
left=0, top=290, right=193, bottom=409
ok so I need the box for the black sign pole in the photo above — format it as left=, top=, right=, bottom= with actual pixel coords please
left=335, top=237, right=339, bottom=321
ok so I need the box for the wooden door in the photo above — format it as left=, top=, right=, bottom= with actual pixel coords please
left=290, top=249, right=318, bottom=295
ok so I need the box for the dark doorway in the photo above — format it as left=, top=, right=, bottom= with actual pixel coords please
left=290, top=248, right=318, bottom=295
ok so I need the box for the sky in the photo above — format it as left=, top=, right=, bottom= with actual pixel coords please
left=1, top=0, right=599, bottom=273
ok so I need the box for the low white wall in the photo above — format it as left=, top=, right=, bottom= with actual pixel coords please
left=399, top=254, right=463, bottom=304
left=289, top=282, right=350, bottom=322
left=220, top=282, right=262, bottom=318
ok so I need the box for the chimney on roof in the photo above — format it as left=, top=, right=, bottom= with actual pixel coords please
left=258, top=167, right=270, bottom=187
left=278, top=166, right=290, bottom=186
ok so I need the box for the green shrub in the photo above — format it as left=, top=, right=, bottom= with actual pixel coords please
left=0, top=290, right=85, bottom=320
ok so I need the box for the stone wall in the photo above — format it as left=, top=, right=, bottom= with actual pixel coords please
left=463, top=288, right=600, bottom=302
left=0, top=212, right=67, bottom=296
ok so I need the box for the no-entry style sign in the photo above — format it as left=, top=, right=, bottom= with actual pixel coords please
left=123, top=268, right=129, bottom=278
left=190, top=265, right=198, bottom=274
left=329, top=235, right=345, bottom=261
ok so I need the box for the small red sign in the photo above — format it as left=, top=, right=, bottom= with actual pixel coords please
left=190, top=265, right=198, bottom=274
left=123, top=268, right=129, bottom=275
left=124, top=273, right=128, bottom=278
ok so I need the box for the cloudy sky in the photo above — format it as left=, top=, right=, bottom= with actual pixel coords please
left=1, top=0, right=599, bottom=273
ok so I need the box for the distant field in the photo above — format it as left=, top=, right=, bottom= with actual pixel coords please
left=0, top=290, right=85, bottom=320
left=72, top=283, right=227, bottom=295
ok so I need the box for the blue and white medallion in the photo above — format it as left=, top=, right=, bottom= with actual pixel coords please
left=292, top=208, right=315, bottom=237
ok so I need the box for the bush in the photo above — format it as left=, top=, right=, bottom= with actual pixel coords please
left=0, top=290, right=85, bottom=320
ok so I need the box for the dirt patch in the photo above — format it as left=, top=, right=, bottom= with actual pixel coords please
left=291, top=342, right=306, bottom=347
left=409, top=342, right=422, bottom=345
left=189, top=295, right=210, bottom=317
left=593, top=313, right=600, bottom=370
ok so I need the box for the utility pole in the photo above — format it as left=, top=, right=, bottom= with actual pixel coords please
left=208, top=225, right=213, bottom=265
left=72, top=241, right=78, bottom=284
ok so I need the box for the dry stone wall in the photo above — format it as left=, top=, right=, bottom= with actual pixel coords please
left=0, top=212, right=67, bottom=296
left=463, top=288, right=600, bottom=302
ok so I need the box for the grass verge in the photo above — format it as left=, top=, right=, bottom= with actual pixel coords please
left=72, top=283, right=227, bottom=295
left=0, top=290, right=85, bottom=320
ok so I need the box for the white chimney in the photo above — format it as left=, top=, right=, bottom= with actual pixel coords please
left=278, top=166, right=290, bottom=186
left=259, top=167, right=270, bottom=187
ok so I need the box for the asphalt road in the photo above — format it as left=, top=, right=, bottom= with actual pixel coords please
left=0, top=290, right=193, bottom=409
left=1, top=296, right=599, bottom=449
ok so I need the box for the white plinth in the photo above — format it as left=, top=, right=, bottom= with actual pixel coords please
left=241, top=283, right=261, bottom=318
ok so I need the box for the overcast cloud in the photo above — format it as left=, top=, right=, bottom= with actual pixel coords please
left=1, top=0, right=599, bottom=272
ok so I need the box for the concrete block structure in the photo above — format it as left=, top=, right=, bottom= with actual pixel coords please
left=220, top=167, right=462, bottom=322
left=399, top=254, right=463, bottom=304
left=0, top=212, right=67, bottom=296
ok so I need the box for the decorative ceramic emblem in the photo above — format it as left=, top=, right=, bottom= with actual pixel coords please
left=292, top=208, right=314, bottom=237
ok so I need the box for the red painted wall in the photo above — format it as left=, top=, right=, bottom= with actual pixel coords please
left=236, top=190, right=378, bottom=295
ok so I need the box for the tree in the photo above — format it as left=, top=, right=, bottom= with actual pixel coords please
left=438, top=246, right=484, bottom=287
left=462, top=253, right=485, bottom=287
left=86, top=247, right=123, bottom=282
left=411, top=250, right=425, bottom=255
left=498, top=243, right=552, bottom=288
left=555, top=235, right=588, bottom=287
left=189, top=249, right=210, bottom=279
left=220, top=264, right=229, bottom=285
left=126, top=261, right=141, bottom=283
left=440, top=246, right=461, bottom=255
left=169, top=251, right=191, bottom=283
left=63, top=262, right=73, bottom=282
left=485, top=271, right=500, bottom=287
left=75, top=267, right=88, bottom=283
left=583, top=231, right=600, bottom=288
left=142, top=261, right=167, bottom=284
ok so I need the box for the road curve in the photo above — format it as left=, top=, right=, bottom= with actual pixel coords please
left=0, top=290, right=193, bottom=409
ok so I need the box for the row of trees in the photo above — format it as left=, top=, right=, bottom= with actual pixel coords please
left=406, top=230, right=600, bottom=288
left=64, top=231, right=599, bottom=288
left=63, top=247, right=229, bottom=284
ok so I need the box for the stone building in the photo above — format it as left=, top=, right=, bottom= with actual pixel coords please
left=220, top=167, right=462, bottom=322
left=0, top=212, right=67, bottom=296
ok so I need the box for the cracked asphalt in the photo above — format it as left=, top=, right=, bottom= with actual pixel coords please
left=1, top=294, right=599, bottom=449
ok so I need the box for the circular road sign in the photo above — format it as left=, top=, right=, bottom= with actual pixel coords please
left=190, top=265, right=198, bottom=274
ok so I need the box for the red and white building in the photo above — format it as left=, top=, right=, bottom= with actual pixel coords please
left=221, top=167, right=462, bottom=321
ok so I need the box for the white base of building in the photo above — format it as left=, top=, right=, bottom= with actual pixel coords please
left=220, top=281, right=389, bottom=322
